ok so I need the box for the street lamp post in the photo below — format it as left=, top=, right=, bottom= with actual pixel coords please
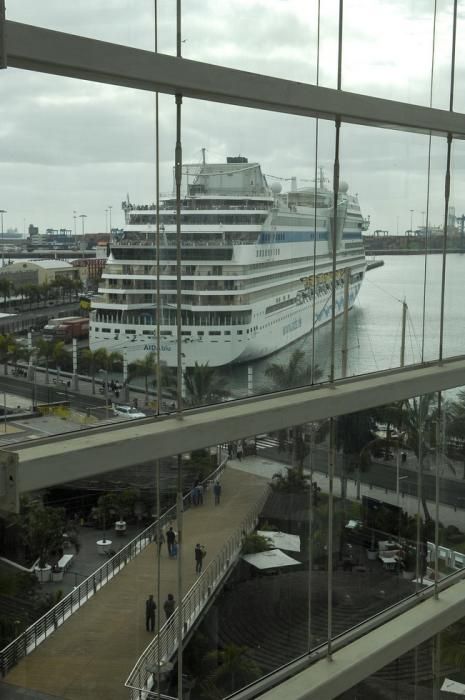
left=73, top=210, right=77, bottom=237
left=0, top=209, right=6, bottom=268
left=105, top=209, right=108, bottom=233
left=410, top=209, right=414, bottom=234
left=79, top=214, right=87, bottom=237
left=108, top=206, right=112, bottom=234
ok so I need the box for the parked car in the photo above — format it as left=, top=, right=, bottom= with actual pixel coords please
left=112, top=404, right=146, bottom=419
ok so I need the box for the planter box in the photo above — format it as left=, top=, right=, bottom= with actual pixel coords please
left=367, top=549, right=378, bottom=561
left=35, top=565, right=52, bottom=583
left=51, top=569, right=64, bottom=582
left=114, top=521, right=127, bottom=535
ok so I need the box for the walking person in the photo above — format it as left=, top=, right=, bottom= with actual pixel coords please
left=213, top=480, right=222, bottom=505
left=166, top=526, right=176, bottom=557
left=198, top=483, right=204, bottom=505
left=163, top=593, right=175, bottom=621
left=145, top=594, right=156, bottom=632
left=195, top=543, right=205, bottom=574
left=154, top=530, right=165, bottom=555
left=236, top=440, right=243, bottom=461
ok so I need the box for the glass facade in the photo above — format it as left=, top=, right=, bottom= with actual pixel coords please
left=2, top=1, right=465, bottom=699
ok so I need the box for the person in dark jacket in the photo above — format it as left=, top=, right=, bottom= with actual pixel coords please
left=145, top=594, right=156, bottom=632
left=163, top=593, right=175, bottom=620
left=213, top=480, right=222, bottom=505
left=166, top=526, right=176, bottom=557
left=195, top=543, right=205, bottom=574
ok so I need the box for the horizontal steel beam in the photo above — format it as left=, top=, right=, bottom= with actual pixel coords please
left=5, top=20, right=465, bottom=138
left=0, top=356, right=463, bottom=508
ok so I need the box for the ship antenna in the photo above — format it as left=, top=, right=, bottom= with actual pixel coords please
left=319, top=167, right=324, bottom=190
left=201, top=148, right=206, bottom=165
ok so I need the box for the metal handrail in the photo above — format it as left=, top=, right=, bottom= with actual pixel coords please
left=125, top=485, right=270, bottom=699
left=0, top=455, right=229, bottom=677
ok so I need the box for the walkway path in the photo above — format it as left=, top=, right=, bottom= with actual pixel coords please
left=3, top=461, right=269, bottom=700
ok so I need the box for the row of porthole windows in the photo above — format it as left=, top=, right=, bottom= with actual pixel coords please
left=256, top=248, right=280, bottom=257
left=95, top=314, right=300, bottom=337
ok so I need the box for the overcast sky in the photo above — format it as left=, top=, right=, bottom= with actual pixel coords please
left=2, top=0, right=464, bottom=236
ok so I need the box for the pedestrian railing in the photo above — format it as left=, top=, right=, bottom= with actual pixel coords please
left=0, top=455, right=229, bottom=677
left=125, top=484, right=270, bottom=700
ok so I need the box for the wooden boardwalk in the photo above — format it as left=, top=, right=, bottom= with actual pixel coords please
left=4, top=462, right=269, bottom=700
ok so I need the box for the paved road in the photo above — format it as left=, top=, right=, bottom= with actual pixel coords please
left=257, top=439, right=465, bottom=512
left=0, top=374, right=106, bottom=413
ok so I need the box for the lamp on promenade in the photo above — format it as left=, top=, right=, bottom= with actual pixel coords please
left=73, top=210, right=77, bottom=237
left=108, top=205, right=112, bottom=234
left=410, top=209, right=414, bottom=234
left=79, top=213, right=87, bottom=236
left=0, top=209, right=6, bottom=268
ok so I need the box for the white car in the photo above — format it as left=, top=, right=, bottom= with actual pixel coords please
left=112, top=404, right=146, bottom=419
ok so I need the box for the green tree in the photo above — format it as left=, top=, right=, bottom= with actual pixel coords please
left=183, top=362, right=225, bottom=407
left=128, top=352, right=157, bottom=403
left=336, top=410, right=377, bottom=499
left=35, top=338, right=55, bottom=384
left=265, top=350, right=321, bottom=475
left=401, top=394, right=438, bottom=522
left=0, top=333, right=17, bottom=375
left=202, top=644, right=261, bottom=696
left=19, top=499, right=66, bottom=569
left=81, top=348, right=99, bottom=394
left=241, top=532, right=273, bottom=555
left=0, top=278, right=13, bottom=310
left=52, top=341, right=71, bottom=380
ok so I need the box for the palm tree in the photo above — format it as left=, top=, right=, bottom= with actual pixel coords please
left=446, top=390, right=465, bottom=478
left=128, top=352, right=157, bottom=403
left=35, top=338, right=55, bottom=384
left=264, top=349, right=321, bottom=391
left=52, top=341, right=71, bottom=381
left=81, top=348, right=102, bottom=394
left=0, top=333, right=17, bottom=375
left=336, top=410, right=377, bottom=499
left=202, top=644, right=261, bottom=697
left=265, top=350, right=321, bottom=475
left=401, top=394, right=438, bottom=523
left=0, top=278, right=13, bottom=311
left=183, top=362, right=225, bottom=407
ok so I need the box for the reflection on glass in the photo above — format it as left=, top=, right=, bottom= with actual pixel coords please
left=183, top=0, right=319, bottom=82
left=342, top=0, right=452, bottom=108
left=8, top=1, right=161, bottom=52
left=335, top=637, right=434, bottom=698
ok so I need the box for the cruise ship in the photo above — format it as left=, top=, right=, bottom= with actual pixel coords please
left=89, top=156, right=368, bottom=367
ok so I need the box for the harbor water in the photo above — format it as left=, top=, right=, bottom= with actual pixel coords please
left=220, top=253, right=465, bottom=396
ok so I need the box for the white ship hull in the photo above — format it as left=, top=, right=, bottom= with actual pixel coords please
left=89, top=280, right=363, bottom=367
left=89, top=157, right=368, bottom=368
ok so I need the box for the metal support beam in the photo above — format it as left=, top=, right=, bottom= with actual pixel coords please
left=1, top=356, right=464, bottom=506
left=4, top=20, right=465, bottom=139
left=0, top=1, right=6, bottom=69
left=256, top=578, right=465, bottom=700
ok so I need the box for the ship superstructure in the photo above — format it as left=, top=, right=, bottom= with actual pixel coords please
left=89, top=156, right=368, bottom=366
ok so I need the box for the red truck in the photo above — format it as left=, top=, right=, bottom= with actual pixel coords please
left=55, top=317, right=89, bottom=343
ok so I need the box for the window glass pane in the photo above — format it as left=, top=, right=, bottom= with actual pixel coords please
left=7, top=0, right=163, bottom=51
left=339, top=125, right=446, bottom=378
left=336, top=637, right=435, bottom=698
left=342, top=0, right=453, bottom=108
left=443, top=139, right=465, bottom=361
left=175, top=100, right=335, bottom=401
left=183, top=0, right=320, bottom=82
